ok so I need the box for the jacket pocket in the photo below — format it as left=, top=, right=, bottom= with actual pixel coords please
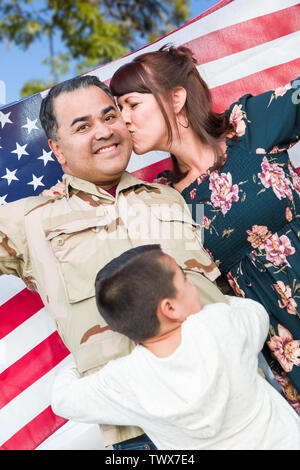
left=44, top=214, right=110, bottom=304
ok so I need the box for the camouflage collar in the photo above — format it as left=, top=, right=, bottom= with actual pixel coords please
left=63, top=172, right=157, bottom=200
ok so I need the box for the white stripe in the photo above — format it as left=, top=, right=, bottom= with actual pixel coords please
left=0, top=355, right=72, bottom=446
left=198, top=31, right=300, bottom=89
left=0, top=307, right=56, bottom=373
left=0, top=275, right=26, bottom=306
left=126, top=150, right=169, bottom=173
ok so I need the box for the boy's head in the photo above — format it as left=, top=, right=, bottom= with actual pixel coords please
left=95, top=245, right=201, bottom=343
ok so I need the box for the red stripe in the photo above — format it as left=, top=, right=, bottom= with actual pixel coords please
left=132, top=157, right=172, bottom=182
left=185, top=5, right=300, bottom=65
left=0, top=289, right=44, bottom=340
left=0, top=405, right=67, bottom=450
left=210, top=57, right=300, bottom=112
left=0, top=331, right=69, bottom=409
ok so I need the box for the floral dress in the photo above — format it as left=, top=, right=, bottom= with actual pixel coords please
left=155, top=77, right=300, bottom=414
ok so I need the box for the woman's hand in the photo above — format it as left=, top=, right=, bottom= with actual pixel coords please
left=40, top=181, right=66, bottom=197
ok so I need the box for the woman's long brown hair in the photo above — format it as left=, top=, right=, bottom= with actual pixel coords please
left=110, top=44, right=234, bottom=183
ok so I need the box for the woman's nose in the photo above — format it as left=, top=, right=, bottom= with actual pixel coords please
left=121, top=107, right=131, bottom=125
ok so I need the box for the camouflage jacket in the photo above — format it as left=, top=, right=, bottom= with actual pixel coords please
left=0, top=171, right=225, bottom=445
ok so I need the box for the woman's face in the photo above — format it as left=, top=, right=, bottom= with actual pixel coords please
left=117, top=92, right=171, bottom=155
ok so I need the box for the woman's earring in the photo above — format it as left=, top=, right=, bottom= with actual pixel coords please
left=177, top=116, right=189, bottom=129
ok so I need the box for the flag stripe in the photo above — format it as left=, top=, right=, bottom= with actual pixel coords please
left=0, top=275, right=25, bottom=306
left=0, top=331, right=69, bottom=409
left=95, top=0, right=300, bottom=83
left=210, top=57, right=300, bottom=112
left=0, top=406, right=67, bottom=451
left=132, top=157, right=172, bottom=182
left=0, top=355, right=72, bottom=446
left=0, top=288, right=44, bottom=340
left=200, top=31, right=300, bottom=90
left=0, top=307, right=57, bottom=373
left=184, top=5, right=300, bottom=66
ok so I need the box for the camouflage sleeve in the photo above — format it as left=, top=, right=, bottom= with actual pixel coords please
left=0, top=201, right=27, bottom=278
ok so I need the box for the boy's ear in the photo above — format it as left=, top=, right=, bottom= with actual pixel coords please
left=48, top=138, right=66, bottom=166
left=171, top=86, right=187, bottom=115
left=158, top=298, right=178, bottom=321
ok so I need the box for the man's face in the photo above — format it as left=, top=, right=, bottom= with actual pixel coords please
left=48, top=86, right=133, bottom=186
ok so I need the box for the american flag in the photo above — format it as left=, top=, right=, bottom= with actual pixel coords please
left=0, top=0, right=299, bottom=450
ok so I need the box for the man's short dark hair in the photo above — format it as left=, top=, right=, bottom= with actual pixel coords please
left=39, top=75, right=114, bottom=141
left=95, top=245, right=177, bottom=343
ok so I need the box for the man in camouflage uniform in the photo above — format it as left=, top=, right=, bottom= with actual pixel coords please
left=0, top=75, right=226, bottom=449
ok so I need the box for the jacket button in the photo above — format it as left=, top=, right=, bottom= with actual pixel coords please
left=56, top=237, right=64, bottom=246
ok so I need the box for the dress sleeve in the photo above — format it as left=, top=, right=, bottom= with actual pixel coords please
left=227, top=76, right=300, bottom=154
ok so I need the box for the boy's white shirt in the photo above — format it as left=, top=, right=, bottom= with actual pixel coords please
left=51, top=296, right=300, bottom=450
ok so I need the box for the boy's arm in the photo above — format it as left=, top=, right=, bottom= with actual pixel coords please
left=51, top=358, right=135, bottom=426
left=226, top=296, right=270, bottom=354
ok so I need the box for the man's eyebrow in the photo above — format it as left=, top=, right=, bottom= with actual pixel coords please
left=70, top=115, right=91, bottom=127
left=70, top=106, right=117, bottom=128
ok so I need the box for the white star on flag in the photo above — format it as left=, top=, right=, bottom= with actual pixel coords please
left=27, top=174, right=45, bottom=191
left=1, top=168, right=19, bottom=185
left=11, top=142, right=29, bottom=160
left=0, top=194, right=8, bottom=205
left=38, top=149, right=55, bottom=166
left=0, top=111, right=13, bottom=128
left=22, top=117, right=39, bottom=134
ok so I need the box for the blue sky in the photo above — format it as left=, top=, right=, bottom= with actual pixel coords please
left=0, top=0, right=220, bottom=105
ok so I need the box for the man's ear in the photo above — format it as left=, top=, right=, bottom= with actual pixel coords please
left=48, top=138, right=66, bottom=166
left=159, top=298, right=178, bottom=321
left=171, top=86, right=187, bottom=115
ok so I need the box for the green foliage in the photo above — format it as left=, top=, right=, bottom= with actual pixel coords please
left=0, top=0, right=190, bottom=98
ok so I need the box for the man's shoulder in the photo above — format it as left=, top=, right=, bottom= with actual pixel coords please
left=128, top=174, right=184, bottom=204
left=0, top=194, right=67, bottom=223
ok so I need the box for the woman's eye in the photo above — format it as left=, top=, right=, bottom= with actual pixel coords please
left=130, top=103, right=138, bottom=109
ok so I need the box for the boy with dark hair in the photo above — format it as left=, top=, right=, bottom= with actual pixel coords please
left=52, top=246, right=300, bottom=450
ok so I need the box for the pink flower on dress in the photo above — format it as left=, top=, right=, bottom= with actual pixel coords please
left=262, top=233, right=295, bottom=266
left=285, top=207, right=293, bottom=223
left=209, top=171, right=239, bottom=215
left=229, top=104, right=246, bottom=137
left=202, top=216, right=210, bottom=229
left=272, top=371, right=300, bottom=415
left=274, top=82, right=292, bottom=97
left=256, top=148, right=266, bottom=154
left=227, top=272, right=245, bottom=297
left=267, top=325, right=300, bottom=373
left=258, top=157, right=293, bottom=200
left=288, top=164, right=300, bottom=196
left=189, top=188, right=197, bottom=200
left=273, top=281, right=298, bottom=315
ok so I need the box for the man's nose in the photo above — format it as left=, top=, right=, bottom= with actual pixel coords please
left=94, top=120, right=114, bottom=140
